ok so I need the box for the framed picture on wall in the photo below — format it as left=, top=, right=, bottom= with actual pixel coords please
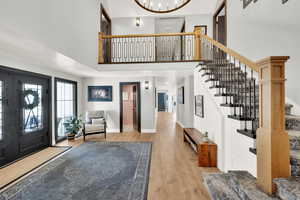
left=177, top=87, right=184, bottom=104
left=195, top=95, right=204, bottom=118
left=88, top=86, right=113, bottom=102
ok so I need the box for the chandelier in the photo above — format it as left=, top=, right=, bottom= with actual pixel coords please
left=134, top=0, right=191, bottom=14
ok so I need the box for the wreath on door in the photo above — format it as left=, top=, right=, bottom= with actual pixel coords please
left=23, top=89, right=40, bottom=110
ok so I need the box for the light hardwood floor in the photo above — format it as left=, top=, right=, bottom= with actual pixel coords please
left=3, top=112, right=217, bottom=199
left=60, top=112, right=217, bottom=200
left=0, top=147, right=68, bottom=190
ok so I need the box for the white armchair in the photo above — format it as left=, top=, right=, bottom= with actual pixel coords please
left=83, top=111, right=107, bottom=141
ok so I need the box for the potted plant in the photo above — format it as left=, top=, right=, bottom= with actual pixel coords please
left=64, top=116, right=83, bottom=140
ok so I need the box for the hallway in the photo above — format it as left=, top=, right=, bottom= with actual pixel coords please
left=146, top=112, right=218, bottom=200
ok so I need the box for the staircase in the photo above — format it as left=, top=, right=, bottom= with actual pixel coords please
left=199, top=60, right=300, bottom=178
left=199, top=60, right=300, bottom=199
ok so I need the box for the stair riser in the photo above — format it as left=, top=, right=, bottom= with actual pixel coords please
left=206, top=73, right=247, bottom=78
left=216, top=89, right=259, bottom=96
left=291, top=156, right=300, bottom=165
left=228, top=109, right=259, bottom=119
left=290, top=138, right=300, bottom=150
left=291, top=165, right=300, bottom=177
left=291, top=153, right=300, bottom=177
left=232, top=98, right=259, bottom=105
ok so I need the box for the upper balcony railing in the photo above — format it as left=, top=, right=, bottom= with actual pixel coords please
left=98, top=28, right=202, bottom=64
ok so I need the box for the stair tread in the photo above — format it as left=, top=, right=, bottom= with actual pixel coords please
left=228, top=171, right=279, bottom=200
left=203, top=171, right=279, bottom=200
left=274, top=178, right=300, bottom=200
left=203, top=173, right=242, bottom=200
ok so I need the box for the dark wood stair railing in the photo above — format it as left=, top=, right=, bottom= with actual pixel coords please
left=199, top=33, right=290, bottom=195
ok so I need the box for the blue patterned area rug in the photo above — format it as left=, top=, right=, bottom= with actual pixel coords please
left=0, top=142, right=152, bottom=200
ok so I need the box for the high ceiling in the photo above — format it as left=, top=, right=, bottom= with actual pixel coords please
left=106, top=0, right=218, bottom=18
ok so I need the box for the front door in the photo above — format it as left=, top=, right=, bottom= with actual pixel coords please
left=0, top=68, right=50, bottom=167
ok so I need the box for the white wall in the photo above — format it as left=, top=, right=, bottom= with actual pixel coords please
left=185, top=14, right=213, bottom=37
left=112, top=17, right=155, bottom=35
left=176, top=75, right=194, bottom=128
left=216, top=0, right=300, bottom=113
left=0, top=0, right=109, bottom=68
left=83, top=77, right=156, bottom=133
left=112, top=14, right=213, bottom=35
left=193, top=66, right=257, bottom=175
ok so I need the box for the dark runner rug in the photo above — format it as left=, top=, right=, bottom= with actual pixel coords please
left=0, top=142, right=152, bottom=200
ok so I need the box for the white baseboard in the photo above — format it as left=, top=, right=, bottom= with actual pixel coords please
left=141, top=129, right=156, bottom=133
left=107, top=129, right=120, bottom=133
left=176, top=121, right=185, bottom=128
left=107, top=129, right=156, bottom=133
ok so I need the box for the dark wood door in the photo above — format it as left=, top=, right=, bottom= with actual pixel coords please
left=132, top=85, right=138, bottom=131
left=0, top=69, right=50, bottom=167
left=101, top=5, right=111, bottom=63
left=102, top=19, right=111, bottom=63
left=217, top=16, right=226, bottom=46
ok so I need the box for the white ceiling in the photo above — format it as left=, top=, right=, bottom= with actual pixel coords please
left=106, top=0, right=218, bottom=18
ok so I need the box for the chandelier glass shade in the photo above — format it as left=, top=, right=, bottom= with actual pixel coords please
left=134, top=0, right=191, bottom=14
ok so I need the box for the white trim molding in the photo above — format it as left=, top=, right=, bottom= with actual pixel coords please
left=107, top=129, right=120, bottom=133
left=141, top=129, right=156, bottom=133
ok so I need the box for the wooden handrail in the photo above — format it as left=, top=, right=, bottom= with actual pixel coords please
left=101, top=32, right=195, bottom=39
left=200, top=34, right=259, bottom=72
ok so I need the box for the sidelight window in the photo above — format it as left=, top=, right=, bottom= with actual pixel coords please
left=55, top=79, right=77, bottom=141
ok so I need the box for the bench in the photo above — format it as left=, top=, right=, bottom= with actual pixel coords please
left=183, top=128, right=217, bottom=168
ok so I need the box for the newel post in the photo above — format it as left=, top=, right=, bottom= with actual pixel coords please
left=256, top=56, right=290, bottom=195
left=194, top=27, right=201, bottom=60
left=98, top=32, right=104, bottom=64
